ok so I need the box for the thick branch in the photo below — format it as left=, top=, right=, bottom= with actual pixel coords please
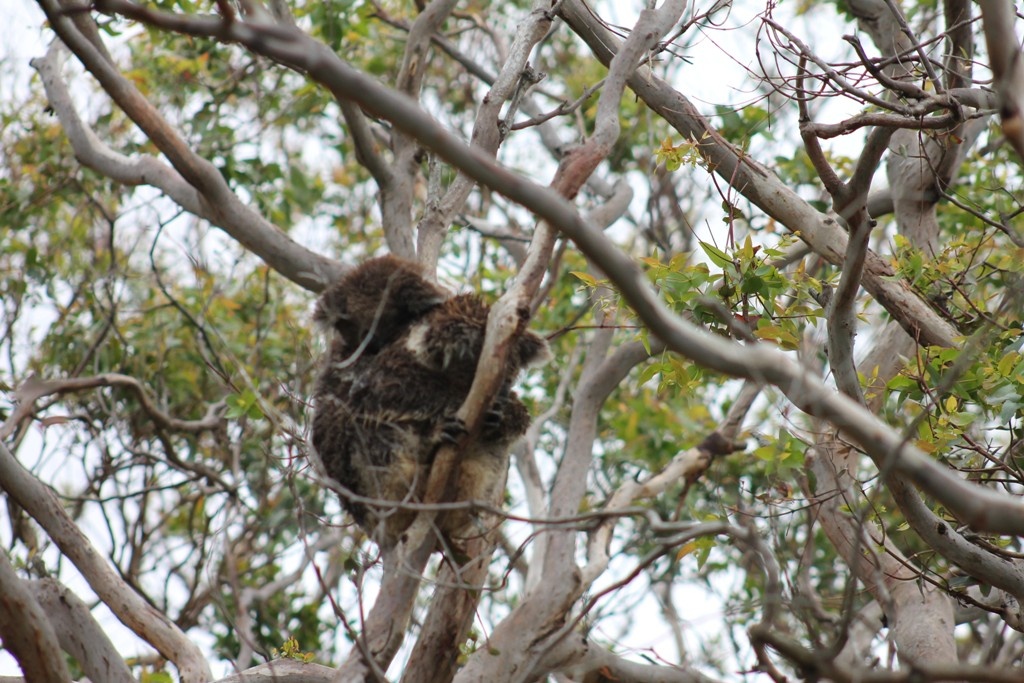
left=83, top=0, right=1021, bottom=532
left=552, top=634, right=724, bottom=683
left=978, top=0, right=1024, bottom=162
left=28, top=579, right=135, bottom=683
left=333, top=539, right=434, bottom=680
left=89, top=0, right=957, bottom=348
left=217, top=660, right=337, bottom=683
left=0, top=553, right=70, bottom=683
left=805, top=442, right=958, bottom=669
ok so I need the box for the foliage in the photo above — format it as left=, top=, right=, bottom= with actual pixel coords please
left=2, top=0, right=1024, bottom=681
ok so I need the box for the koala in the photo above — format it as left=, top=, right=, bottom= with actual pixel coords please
left=311, top=257, right=550, bottom=550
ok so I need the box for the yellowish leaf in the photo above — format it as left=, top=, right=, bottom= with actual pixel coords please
left=676, top=540, right=699, bottom=560
left=570, top=271, right=598, bottom=287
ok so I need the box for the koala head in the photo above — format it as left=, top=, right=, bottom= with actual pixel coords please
left=314, top=255, right=448, bottom=355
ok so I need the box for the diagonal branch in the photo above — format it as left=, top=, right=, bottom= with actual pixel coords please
left=456, top=4, right=689, bottom=681
left=28, top=578, right=136, bottom=683
left=978, top=0, right=1024, bottom=162
left=88, top=0, right=959, bottom=348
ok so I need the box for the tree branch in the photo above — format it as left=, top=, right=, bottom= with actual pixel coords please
left=552, top=633, right=725, bottom=683
left=978, top=0, right=1024, bottom=162
left=28, top=578, right=135, bottom=683
left=1, top=373, right=224, bottom=440
left=826, top=124, right=894, bottom=405
left=216, top=660, right=337, bottom=683
left=804, top=440, right=958, bottom=670
left=88, top=0, right=958, bottom=349
left=75, top=0, right=1024, bottom=547
left=0, top=553, right=71, bottom=683
left=416, top=0, right=555, bottom=268
left=559, top=0, right=960, bottom=349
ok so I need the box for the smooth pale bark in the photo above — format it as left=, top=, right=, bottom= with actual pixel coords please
left=0, top=554, right=70, bottom=683
left=27, top=580, right=135, bottom=683
left=18, top=0, right=1023, bottom=680
left=978, top=0, right=1024, bottom=161
left=808, top=0, right=994, bottom=671
left=558, top=0, right=960, bottom=351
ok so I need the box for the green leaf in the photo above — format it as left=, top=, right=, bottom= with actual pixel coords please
left=699, top=241, right=733, bottom=269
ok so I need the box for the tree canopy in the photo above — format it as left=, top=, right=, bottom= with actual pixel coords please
left=3, top=0, right=1024, bottom=681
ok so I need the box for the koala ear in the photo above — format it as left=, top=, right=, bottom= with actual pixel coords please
left=515, top=332, right=552, bottom=369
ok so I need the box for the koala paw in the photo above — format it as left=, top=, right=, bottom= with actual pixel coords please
left=483, top=404, right=505, bottom=431
left=440, top=416, right=468, bottom=444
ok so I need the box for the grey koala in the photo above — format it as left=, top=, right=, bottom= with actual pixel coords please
left=311, top=256, right=549, bottom=549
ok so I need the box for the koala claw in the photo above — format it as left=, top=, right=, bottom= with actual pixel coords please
left=440, top=416, right=469, bottom=443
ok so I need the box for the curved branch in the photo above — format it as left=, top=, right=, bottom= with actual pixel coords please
left=581, top=429, right=736, bottom=586
left=216, top=660, right=336, bottom=683
left=558, top=0, right=960, bottom=349
left=978, top=0, right=1024, bottom=162
left=805, top=442, right=958, bottom=670
left=553, top=634, right=725, bottom=683
left=87, top=0, right=958, bottom=348
left=28, top=579, right=135, bottom=683
left=886, top=473, right=1024, bottom=607
left=1, top=373, right=224, bottom=440
left=802, top=110, right=964, bottom=139
left=826, top=124, right=894, bottom=405
left=0, top=553, right=70, bottom=683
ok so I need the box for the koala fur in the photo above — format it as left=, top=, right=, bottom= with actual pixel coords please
left=311, top=256, right=549, bottom=549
